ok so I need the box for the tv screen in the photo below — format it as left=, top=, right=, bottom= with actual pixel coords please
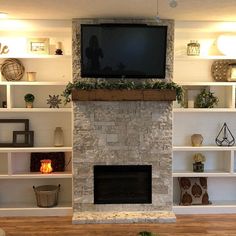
left=81, top=24, right=167, bottom=79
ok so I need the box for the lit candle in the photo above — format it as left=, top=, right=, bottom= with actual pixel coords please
left=40, top=159, right=53, bottom=174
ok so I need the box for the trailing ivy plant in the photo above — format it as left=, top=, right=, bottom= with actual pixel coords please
left=62, top=79, right=183, bottom=104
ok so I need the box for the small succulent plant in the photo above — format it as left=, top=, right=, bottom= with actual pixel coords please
left=24, top=93, right=35, bottom=103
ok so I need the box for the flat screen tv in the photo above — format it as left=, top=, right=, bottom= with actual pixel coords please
left=81, top=24, right=167, bottom=79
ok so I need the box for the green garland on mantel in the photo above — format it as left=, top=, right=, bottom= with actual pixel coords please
left=62, top=80, right=183, bottom=104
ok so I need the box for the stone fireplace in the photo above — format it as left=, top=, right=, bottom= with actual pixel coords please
left=72, top=19, right=176, bottom=224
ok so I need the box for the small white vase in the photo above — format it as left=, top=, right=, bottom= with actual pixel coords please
left=27, top=72, right=36, bottom=82
left=54, top=127, right=64, bottom=147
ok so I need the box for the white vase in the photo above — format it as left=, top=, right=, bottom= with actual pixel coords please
left=27, top=72, right=36, bottom=82
left=54, top=127, right=64, bottom=147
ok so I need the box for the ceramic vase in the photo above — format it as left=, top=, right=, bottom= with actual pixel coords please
left=191, top=134, right=203, bottom=146
left=54, top=127, right=64, bottom=147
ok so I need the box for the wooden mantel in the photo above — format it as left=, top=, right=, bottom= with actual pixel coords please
left=72, top=89, right=176, bottom=101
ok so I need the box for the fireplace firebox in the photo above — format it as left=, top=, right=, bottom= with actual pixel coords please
left=94, top=165, right=152, bottom=204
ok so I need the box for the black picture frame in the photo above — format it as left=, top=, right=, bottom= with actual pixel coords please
left=0, top=119, right=34, bottom=147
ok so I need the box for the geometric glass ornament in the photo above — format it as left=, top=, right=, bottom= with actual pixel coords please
left=215, top=122, right=235, bottom=146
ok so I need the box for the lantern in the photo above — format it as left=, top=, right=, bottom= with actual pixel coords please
left=187, top=40, right=200, bottom=56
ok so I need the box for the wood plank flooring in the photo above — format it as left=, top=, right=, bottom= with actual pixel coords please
left=1, top=215, right=236, bottom=236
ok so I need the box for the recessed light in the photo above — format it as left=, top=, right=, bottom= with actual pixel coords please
left=0, top=12, right=8, bottom=19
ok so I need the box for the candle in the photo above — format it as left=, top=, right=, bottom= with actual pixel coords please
left=27, top=72, right=36, bottom=82
left=56, top=42, right=62, bottom=50
left=40, top=159, right=53, bottom=174
left=188, top=100, right=195, bottom=108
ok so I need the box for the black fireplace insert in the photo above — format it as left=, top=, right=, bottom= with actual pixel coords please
left=94, top=165, right=152, bottom=204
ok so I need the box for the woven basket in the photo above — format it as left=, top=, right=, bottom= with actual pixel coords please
left=211, top=60, right=236, bottom=81
left=1, top=58, right=25, bottom=81
left=33, top=184, right=60, bottom=208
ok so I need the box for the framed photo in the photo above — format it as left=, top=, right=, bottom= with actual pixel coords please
left=230, top=65, right=236, bottom=80
left=227, top=64, right=236, bottom=81
left=28, top=38, right=49, bottom=54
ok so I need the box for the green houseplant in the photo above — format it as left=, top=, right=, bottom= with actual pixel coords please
left=24, top=93, right=35, bottom=108
left=62, top=80, right=183, bottom=104
left=195, top=89, right=219, bottom=108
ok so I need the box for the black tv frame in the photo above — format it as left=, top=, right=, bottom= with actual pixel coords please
left=80, top=23, right=168, bottom=79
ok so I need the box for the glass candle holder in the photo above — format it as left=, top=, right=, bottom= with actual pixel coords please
left=40, top=159, right=53, bottom=174
left=187, top=40, right=200, bottom=56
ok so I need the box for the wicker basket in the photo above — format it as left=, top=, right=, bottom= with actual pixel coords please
left=33, top=184, right=60, bottom=208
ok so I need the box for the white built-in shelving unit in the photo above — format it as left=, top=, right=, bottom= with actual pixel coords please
left=0, top=20, right=73, bottom=216
left=173, top=21, right=236, bottom=214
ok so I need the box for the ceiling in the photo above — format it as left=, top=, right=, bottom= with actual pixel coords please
left=1, top=0, right=236, bottom=21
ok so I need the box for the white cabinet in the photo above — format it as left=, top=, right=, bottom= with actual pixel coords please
left=0, top=55, right=73, bottom=216
left=173, top=55, right=236, bottom=214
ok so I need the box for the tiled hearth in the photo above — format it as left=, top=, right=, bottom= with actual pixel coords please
left=72, top=18, right=176, bottom=224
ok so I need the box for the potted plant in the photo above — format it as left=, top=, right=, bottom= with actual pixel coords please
left=193, top=153, right=205, bottom=172
left=24, top=93, right=35, bottom=108
left=195, top=89, right=219, bottom=108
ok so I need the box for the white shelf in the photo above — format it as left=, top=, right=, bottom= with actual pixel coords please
left=173, top=108, right=236, bottom=113
left=173, top=24, right=236, bottom=215
left=0, top=81, right=69, bottom=86
left=173, top=170, right=231, bottom=177
left=0, top=147, right=72, bottom=153
left=0, top=54, right=72, bottom=59
left=0, top=25, right=73, bottom=217
left=0, top=108, right=71, bottom=112
left=175, top=55, right=236, bottom=60
left=176, top=81, right=236, bottom=86
left=0, top=172, right=72, bottom=179
left=173, top=146, right=236, bottom=151
left=0, top=202, right=72, bottom=217
left=173, top=201, right=236, bottom=214
left=13, top=172, right=72, bottom=179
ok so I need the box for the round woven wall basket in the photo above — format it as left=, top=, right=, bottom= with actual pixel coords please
left=1, top=58, right=25, bottom=81
left=211, top=60, right=236, bottom=81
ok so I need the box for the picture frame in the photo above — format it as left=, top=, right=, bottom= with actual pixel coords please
left=227, top=63, right=236, bottom=81
left=28, top=38, right=49, bottom=54
left=0, top=119, right=34, bottom=147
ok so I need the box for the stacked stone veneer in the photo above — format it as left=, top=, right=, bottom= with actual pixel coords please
left=72, top=18, right=175, bottom=223
left=73, top=101, right=173, bottom=212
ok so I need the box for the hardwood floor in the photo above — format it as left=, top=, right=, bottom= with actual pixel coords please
left=1, top=215, right=236, bottom=236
